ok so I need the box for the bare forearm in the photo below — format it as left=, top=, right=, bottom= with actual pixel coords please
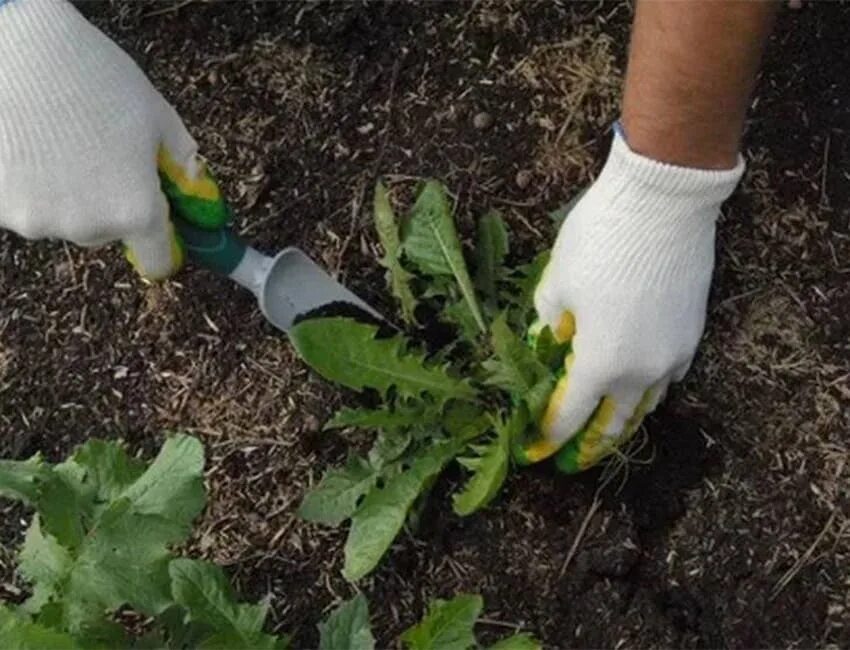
left=621, top=0, right=777, bottom=169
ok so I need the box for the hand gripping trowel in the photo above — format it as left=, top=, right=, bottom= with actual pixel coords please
left=156, top=150, right=382, bottom=334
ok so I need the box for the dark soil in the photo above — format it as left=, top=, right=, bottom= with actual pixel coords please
left=2, top=2, right=849, bottom=648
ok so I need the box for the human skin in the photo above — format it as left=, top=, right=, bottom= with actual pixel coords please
left=621, top=0, right=778, bottom=170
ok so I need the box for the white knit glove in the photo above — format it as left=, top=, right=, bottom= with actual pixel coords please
left=0, top=0, right=227, bottom=280
left=521, top=132, right=744, bottom=473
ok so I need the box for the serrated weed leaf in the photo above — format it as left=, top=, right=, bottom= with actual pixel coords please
left=325, top=406, right=424, bottom=431
left=368, top=430, right=412, bottom=469
left=442, top=297, right=482, bottom=344
left=343, top=442, right=459, bottom=581
left=505, top=251, right=550, bottom=328
left=403, top=181, right=485, bottom=333
left=452, top=424, right=509, bottom=516
left=474, top=210, right=509, bottom=305
left=484, top=314, right=548, bottom=395
left=401, top=594, right=482, bottom=650
left=290, top=317, right=475, bottom=404
left=298, top=457, right=377, bottom=526
left=528, top=324, right=570, bottom=370
left=443, top=402, right=490, bottom=442
left=318, top=593, right=375, bottom=650
left=524, top=377, right=556, bottom=425
left=374, top=181, right=418, bottom=324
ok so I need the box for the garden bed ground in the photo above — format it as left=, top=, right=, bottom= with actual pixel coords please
left=1, top=1, right=849, bottom=647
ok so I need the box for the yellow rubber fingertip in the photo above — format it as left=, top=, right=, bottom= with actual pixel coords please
left=157, top=146, right=220, bottom=202
left=576, top=396, right=617, bottom=470
left=540, top=354, right=575, bottom=435
left=124, top=221, right=185, bottom=281
left=624, top=388, right=656, bottom=436
left=554, top=310, right=576, bottom=343
left=523, top=438, right=561, bottom=463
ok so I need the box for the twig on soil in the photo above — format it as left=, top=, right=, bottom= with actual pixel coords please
left=559, top=494, right=601, bottom=579
left=142, top=0, right=197, bottom=19
left=487, top=195, right=545, bottom=208
left=477, top=617, right=523, bottom=631
left=770, top=510, right=837, bottom=601
left=333, top=180, right=366, bottom=276
left=819, top=134, right=830, bottom=209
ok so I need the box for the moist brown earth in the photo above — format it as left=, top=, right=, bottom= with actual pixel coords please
left=2, top=2, right=849, bottom=648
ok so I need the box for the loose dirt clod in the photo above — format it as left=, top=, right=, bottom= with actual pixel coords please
left=473, top=111, right=493, bottom=130
left=515, top=169, right=532, bottom=189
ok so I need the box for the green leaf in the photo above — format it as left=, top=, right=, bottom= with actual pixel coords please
left=157, top=605, right=212, bottom=650
left=62, top=618, right=127, bottom=650
left=403, top=181, right=485, bottom=333
left=343, top=442, right=459, bottom=581
left=0, top=604, right=79, bottom=650
left=442, top=298, right=482, bottom=344
left=326, top=406, right=424, bottom=431
left=528, top=324, right=569, bottom=370
left=401, top=594, right=482, bottom=650
left=67, top=504, right=173, bottom=621
left=318, top=593, right=375, bottom=650
left=443, top=402, right=490, bottom=442
left=452, top=421, right=509, bottom=516
left=298, top=457, right=377, bottom=526
left=67, top=435, right=205, bottom=621
left=14, top=435, right=206, bottom=631
left=489, top=633, right=542, bottom=650
left=18, top=517, right=71, bottom=614
left=35, top=472, right=89, bottom=552
left=369, top=430, right=412, bottom=469
left=374, top=181, right=418, bottom=324
left=506, top=251, right=550, bottom=327
left=524, top=378, right=555, bottom=424
left=0, top=455, right=48, bottom=505
left=200, top=631, right=283, bottom=650
left=118, top=434, right=205, bottom=525
left=474, top=210, right=509, bottom=304
left=72, top=440, right=145, bottom=503
left=169, top=559, right=278, bottom=649
left=483, top=314, right=548, bottom=394
left=290, top=317, right=476, bottom=404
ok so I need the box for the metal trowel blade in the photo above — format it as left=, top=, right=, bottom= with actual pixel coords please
left=257, top=247, right=385, bottom=334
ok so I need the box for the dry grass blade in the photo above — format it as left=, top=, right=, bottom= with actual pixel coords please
left=770, top=511, right=837, bottom=602
left=559, top=494, right=601, bottom=579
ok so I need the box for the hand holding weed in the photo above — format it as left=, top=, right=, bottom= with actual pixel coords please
left=0, top=0, right=228, bottom=280
left=520, top=133, right=744, bottom=472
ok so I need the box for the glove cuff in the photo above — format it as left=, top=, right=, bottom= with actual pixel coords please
left=598, top=130, right=745, bottom=216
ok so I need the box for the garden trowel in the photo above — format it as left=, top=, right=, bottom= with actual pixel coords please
left=173, top=217, right=384, bottom=334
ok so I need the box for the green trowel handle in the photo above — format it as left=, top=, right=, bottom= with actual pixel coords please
left=173, top=216, right=247, bottom=276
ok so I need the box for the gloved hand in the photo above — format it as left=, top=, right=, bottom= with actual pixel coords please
left=0, top=0, right=228, bottom=280
left=520, top=131, right=744, bottom=473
